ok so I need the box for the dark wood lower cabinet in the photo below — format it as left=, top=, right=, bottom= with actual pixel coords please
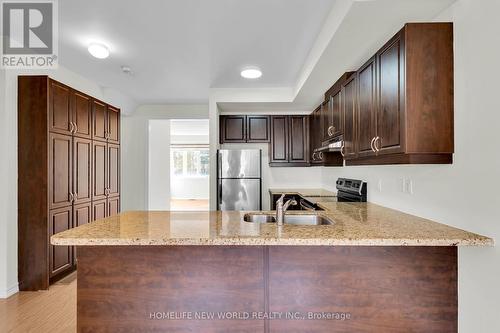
left=48, top=207, right=73, bottom=280
left=108, top=196, right=120, bottom=217
left=76, top=246, right=457, bottom=332
left=93, top=197, right=120, bottom=220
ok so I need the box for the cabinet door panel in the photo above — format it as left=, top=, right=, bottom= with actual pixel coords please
left=289, top=116, right=308, bottom=163
left=357, top=58, right=377, bottom=157
left=220, top=116, right=246, bottom=143
left=73, top=91, right=92, bottom=139
left=49, top=133, right=73, bottom=209
left=49, top=81, right=72, bottom=135
left=92, top=100, right=107, bottom=142
left=247, top=116, right=270, bottom=142
left=108, top=144, right=120, bottom=198
left=321, top=101, right=330, bottom=141
left=92, top=200, right=107, bottom=221
left=342, top=77, right=357, bottom=159
left=377, top=33, right=405, bottom=154
left=74, top=138, right=92, bottom=204
left=107, top=106, right=120, bottom=144
left=330, top=90, right=342, bottom=138
left=270, top=116, right=288, bottom=163
left=49, top=207, right=73, bottom=278
left=107, top=196, right=120, bottom=217
left=74, top=202, right=91, bottom=228
left=92, top=141, right=107, bottom=201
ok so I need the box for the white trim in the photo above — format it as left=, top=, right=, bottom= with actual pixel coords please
left=0, top=282, right=19, bottom=299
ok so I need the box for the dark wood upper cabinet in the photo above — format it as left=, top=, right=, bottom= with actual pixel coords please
left=376, top=31, right=405, bottom=156
left=72, top=92, right=92, bottom=139
left=108, top=144, right=120, bottom=198
left=73, top=137, right=92, bottom=204
left=357, top=57, right=377, bottom=158
left=48, top=80, right=72, bottom=135
left=107, top=106, right=120, bottom=144
left=92, top=100, right=107, bottom=142
left=18, top=76, right=121, bottom=291
left=219, top=115, right=270, bottom=143
left=48, top=207, right=73, bottom=279
left=247, top=116, right=270, bottom=142
left=339, top=23, right=453, bottom=165
left=329, top=89, right=342, bottom=138
left=49, top=133, right=73, bottom=210
left=270, top=115, right=309, bottom=167
left=220, top=115, right=246, bottom=143
left=342, top=76, right=357, bottom=160
left=288, top=116, right=309, bottom=163
left=269, top=116, right=288, bottom=164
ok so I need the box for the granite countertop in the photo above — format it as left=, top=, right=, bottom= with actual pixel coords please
left=51, top=203, right=493, bottom=247
left=269, top=188, right=336, bottom=197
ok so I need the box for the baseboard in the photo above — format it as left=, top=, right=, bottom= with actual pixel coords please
left=0, top=282, right=19, bottom=299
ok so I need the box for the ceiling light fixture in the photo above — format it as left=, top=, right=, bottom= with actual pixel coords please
left=88, top=43, right=110, bottom=59
left=241, top=67, right=262, bottom=79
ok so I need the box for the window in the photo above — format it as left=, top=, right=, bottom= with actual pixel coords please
left=170, top=146, right=209, bottom=177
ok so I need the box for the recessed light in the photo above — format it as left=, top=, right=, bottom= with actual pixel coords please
left=88, top=43, right=110, bottom=59
left=241, top=67, right=262, bottom=79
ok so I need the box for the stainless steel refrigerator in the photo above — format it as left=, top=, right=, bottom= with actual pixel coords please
left=217, top=149, right=262, bottom=211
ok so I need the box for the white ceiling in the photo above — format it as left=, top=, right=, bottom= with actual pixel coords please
left=58, top=0, right=336, bottom=104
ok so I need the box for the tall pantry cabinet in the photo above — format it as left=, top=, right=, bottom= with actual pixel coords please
left=18, top=76, right=121, bottom=290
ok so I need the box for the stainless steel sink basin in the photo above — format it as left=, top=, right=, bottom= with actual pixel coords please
left=243, top=214, right=333, bottom=225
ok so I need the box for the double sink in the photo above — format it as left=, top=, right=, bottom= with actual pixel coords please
left=243, top=213, right=333, bottom=226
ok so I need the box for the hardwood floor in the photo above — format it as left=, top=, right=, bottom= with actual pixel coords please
left=0, top=273, right=76, bottom=333
left=170, top=199, right=209, bottom=211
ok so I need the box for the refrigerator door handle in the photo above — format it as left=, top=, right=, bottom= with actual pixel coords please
left=218, top=182, right=222, bottom=204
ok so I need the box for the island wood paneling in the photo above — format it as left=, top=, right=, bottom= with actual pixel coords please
left=76, top=246, right=457, bottom=333
left=77, top=246, right=266, bottom=332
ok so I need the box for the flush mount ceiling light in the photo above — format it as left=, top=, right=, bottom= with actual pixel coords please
left=88, top=43, right=110, bottom=59
left=240, top=67, right=262, bottom=79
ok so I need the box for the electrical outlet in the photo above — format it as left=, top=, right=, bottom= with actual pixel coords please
left=404, top=178, right=413, bottom=195
left=398, top=178, right=405, bottom=193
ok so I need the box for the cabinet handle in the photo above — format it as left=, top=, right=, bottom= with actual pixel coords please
left=74, top=192, right=78, bottom=200
left=69, top=122, right=74, bottom=133
left=69, top=192, right=74, bottom=202
left=319, top=152, right=324, bottom=160
left=341, top=143, right=345, bottom=157
left=374, top=136, right=381, bottom=152
left=370, top=137, right=376, bottom=152
left=312, top=152, right=317, bottom=161
left=74, top=123, right=78, bottom=134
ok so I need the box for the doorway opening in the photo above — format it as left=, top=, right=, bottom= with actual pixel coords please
left=170, top=119, right=209, bottom=211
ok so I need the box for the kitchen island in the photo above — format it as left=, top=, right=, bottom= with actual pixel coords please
left=52, top=203, right=492, bottom=332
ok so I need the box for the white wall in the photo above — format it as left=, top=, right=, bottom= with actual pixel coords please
left=171, top=177, right=209, bottom=200
left=121, top=105, right=209, bottom=211
left=0, top=66, right=133, bottom=298
left=148, top=120, right=171, bottom=210
left=221, top=143, right=324, bottom=210
left=320, top=1, right=500, bottom=331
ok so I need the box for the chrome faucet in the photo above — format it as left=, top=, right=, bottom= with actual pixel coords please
left=275, top=194, right=297, bottom=226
